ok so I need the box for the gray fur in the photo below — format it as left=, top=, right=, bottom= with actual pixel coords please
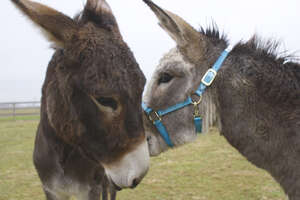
left=143, top=1, right=300, bottom=199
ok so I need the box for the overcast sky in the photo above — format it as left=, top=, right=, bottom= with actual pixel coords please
left=1, top=0, right=299, bottom=102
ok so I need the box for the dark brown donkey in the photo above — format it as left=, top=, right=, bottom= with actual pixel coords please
left=11, top=0, right=149, bottom=199
left=142, top=0, right=300, bottom=199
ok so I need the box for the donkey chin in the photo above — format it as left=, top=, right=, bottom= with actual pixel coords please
left=102, top=140, right=150, bottom=189
left=146, top=130, right=168, bottom=156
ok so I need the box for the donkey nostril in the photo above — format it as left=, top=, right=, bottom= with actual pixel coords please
left=147, top=136, right=151, bottom=142
left=131, top=178, right=139, bottom=188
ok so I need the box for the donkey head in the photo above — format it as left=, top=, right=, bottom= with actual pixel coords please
left=143, top=0, right=222, bottom=156
left=12, top=0, right=149, bottom=189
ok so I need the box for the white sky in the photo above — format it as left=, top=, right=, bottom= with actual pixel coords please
left=0, top=0, right=299, bottom=102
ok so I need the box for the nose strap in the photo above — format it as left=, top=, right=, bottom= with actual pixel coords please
left=153, top=120, right=174, bottom=147
left=156, top=97, right=192, bottom=116
left=143, top=98, right=196, bottom=148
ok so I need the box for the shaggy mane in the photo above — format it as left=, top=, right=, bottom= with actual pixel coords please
left=234, top=35, right=300, bottom=66
left=233, top=36, right=300, bottom=106
left=199, top=24, right=299, bottom=66
left=198, top=23, right=228, bottom=46
left=198, top=24, right=300, bottom=106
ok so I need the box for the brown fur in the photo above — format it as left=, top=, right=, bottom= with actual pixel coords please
left=11, top=0, right=146, bottom=199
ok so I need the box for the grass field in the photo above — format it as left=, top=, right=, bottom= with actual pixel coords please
left=0, top=108, right=39, bottom=115
left=0, top=119, right=286, bottom=200
left=0, top=115, right=40, bottom=122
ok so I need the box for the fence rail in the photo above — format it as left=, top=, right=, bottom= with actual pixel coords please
left=0, top=101, right=40, bottom=119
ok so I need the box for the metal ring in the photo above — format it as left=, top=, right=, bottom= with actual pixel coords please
left=190, top=93, right=202, bottom=105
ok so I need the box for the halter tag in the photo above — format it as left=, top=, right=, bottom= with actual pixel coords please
left=193, top=103, right=202, bottom=134
left=194, top=116, right=202, bottom=133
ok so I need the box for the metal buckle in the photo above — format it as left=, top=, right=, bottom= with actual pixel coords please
left=148, top=111, right=161, bottom=124
left=201, top=68, right=217, bottom=86
left=190, top=94, right=202, bottom=117
left=193, top=105, right=201, bottom=117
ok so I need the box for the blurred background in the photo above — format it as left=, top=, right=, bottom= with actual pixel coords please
left=0, top=0, right=299, bottom=102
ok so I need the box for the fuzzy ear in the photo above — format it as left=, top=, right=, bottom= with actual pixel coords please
left=11, top=0, right=78, bottom=48
left=81, top=0, right=122, bottom=38
left=143, top=0, right=206, bottom=64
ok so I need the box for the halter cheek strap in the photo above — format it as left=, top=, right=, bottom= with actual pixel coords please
left=143, top=45, right=233, bottom=147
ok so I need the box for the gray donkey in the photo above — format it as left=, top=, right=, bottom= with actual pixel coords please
left=142, top=0, right=300, bottom=199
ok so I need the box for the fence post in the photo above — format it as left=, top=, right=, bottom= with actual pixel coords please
left=12, top=103, right=16, bottom=120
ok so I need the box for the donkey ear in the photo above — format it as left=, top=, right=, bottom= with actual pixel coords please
left=10, top=0, right=78, bottom=48
left=143, top=0, right=206, bottom=63
left=82, top=0, right=122, bottom=38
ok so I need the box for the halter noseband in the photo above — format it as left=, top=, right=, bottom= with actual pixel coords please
left=143, top=45, right=233, bottom=147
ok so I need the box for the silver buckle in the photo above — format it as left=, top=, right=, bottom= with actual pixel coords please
left=201, top=68, right=217, bottom=86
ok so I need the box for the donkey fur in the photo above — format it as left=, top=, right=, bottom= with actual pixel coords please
left=11, top=0, right=146, bottom=199
left=143, top=1, right=300, bottom=199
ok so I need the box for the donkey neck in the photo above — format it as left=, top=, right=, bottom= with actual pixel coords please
left=209, top=42, right=299, bottom=152
left=210, top=46, right=300, bottom=197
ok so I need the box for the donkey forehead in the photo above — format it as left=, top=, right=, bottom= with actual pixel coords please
left=81, top=48, right=146, bottom=97
left=68, top=29, right=146, bottom=97
left=156, top=48, right=194, bottom=75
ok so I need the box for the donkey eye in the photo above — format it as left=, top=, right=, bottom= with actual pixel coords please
left=158, top=73, right=173, bottom=85
left=96, top=97, right=118, bottom=110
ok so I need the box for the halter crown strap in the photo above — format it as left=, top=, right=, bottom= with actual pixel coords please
left=195, top=45, right=233, bottom=96
left=143, top=45, right=233, bottom=147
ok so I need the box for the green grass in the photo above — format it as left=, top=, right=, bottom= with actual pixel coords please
left=0, top=108, right=39, bottom=115
left=0, top=115, right=40, bottom=122
left=0, top=108, right=39, bottom=114
left=0, top=120, right=286, bottom=200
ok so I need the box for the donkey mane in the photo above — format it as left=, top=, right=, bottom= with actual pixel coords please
left=198, top=25, right=300, bottom=106
left=198, top=23, right=228, bottom=46
left=234, top=36, right=299, bottom=66
left=233, top=37, right=300, bottom=106
left=199, top=24, right=299, bottom=67
left=80, top=5, right=116, bottom=28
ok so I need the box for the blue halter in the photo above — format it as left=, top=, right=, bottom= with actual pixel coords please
left=143, top=45, right=233, bottom=147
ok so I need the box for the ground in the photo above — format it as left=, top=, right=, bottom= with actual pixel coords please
left=0, top=118, right=286, bottom=200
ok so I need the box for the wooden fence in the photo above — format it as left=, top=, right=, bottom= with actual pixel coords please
left=0, top=101, right=40, bottom=118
